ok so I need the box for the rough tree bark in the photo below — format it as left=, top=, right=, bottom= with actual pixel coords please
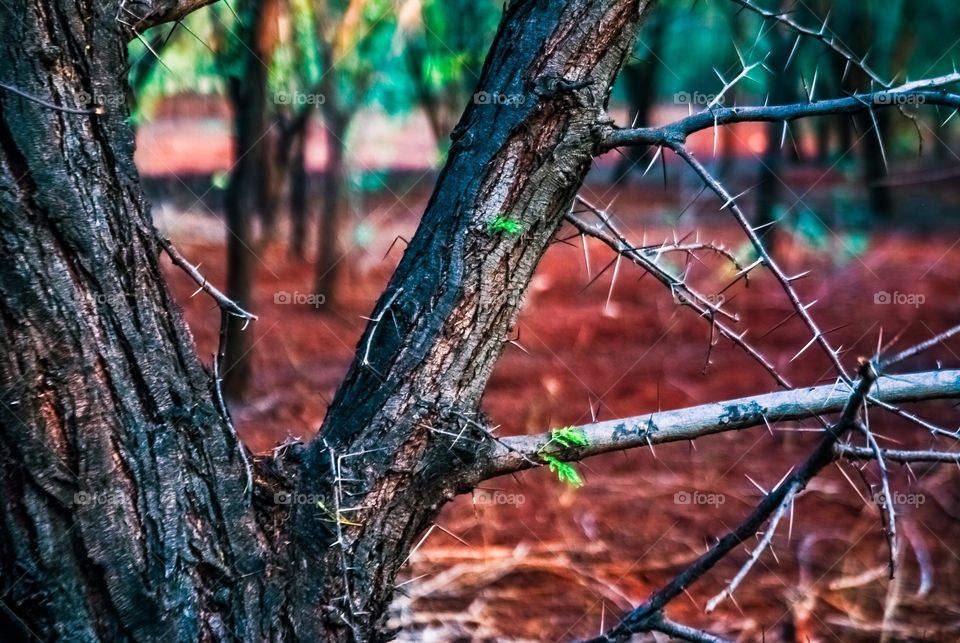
left=0, top=0, right=655, bottom=640
left=294, top=0, right=655, bottom=636
left=0, top=0, right=277, bottom=640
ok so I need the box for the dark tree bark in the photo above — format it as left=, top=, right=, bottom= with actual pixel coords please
left=0, top=1, right=281, bottom=640
left=0, top=0, right=654, bottom=640
left=293, top=0, right=654, bottom=637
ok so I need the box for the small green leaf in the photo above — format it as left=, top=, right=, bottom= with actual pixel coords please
left=488, top=214, right=522, bottom=236
left=542, top=455, right=584, bottom=487
left=549, top=426, right=588, bottom=448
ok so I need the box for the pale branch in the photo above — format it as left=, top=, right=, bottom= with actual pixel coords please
left=835, top=445, right=960, bottom=464
left=862, top=323, right=960, bottom=440
left=642, top=613, right=732, bottom=643
left=725, top=0, right=888, bottom=87
left=483, top=369, right=960, bottom=479
left=582, top=361, right=880, bottom=643
left=704, top=480, right=800, bottom=612
left=880, top=323, right=960, bottom=370
left=601, top=74, right=960, bottom=151
left=859, top=418, right=899, bottom=577
left=567, top=198, right=791, bottom=388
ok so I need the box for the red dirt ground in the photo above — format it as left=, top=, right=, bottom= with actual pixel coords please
left=158, top=170, right=960, bottom=641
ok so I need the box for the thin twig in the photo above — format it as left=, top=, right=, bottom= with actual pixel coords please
left=158, top=234, right=257, bottom=321
left=0, top=81, right=100, bottom=115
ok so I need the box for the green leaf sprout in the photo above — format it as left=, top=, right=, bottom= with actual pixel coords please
left=537, top=426, right=588, bottom=487
left=488, top=214, right=522, bottom=236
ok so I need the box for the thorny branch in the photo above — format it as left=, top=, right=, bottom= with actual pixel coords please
left=567, top=197, right=791, bottom=388
left=725, top=0, right=889, bottom=87
left=485, top=369, right=960, bottom=478
left=583, top=358, right=881, bottom=642
left=480, top=38, right=960, bottom=638
left=158, top=234, right=256, bottom=491
left=602, top=73, right=960, bottom=151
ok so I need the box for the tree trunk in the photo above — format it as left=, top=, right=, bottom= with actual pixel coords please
left=0, top=0, right=654, bottom=641
left=0, top=2, right=284, bottom=640
left=289, top=127, right=310, bottom=261
left=293, top=0, right=654, bottom=639
left=222, top=0, right=273, bottom=399
left=314, top=107, right=348, bottom=308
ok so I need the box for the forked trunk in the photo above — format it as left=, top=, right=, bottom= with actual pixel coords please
left=0, top=0, right=654, bottom=640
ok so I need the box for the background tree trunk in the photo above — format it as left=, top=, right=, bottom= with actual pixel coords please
left=611, top=9, right=666, bottom=184
left=289, top=127, right=311, bottom=261
left=314, top=104, right=348, bottom=308
left=222, top=0, right=273, bottom=399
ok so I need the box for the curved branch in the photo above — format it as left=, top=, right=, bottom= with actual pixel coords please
left=725, top=0, right=888, bottom=87
left=121, top=0, right=222, bottom=32
left=483, top=369, right=960, bottom=479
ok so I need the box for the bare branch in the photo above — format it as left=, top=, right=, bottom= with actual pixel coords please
left=567, top=198, right=790, bottom=388
left=602, top=73, right=960, bottom=151
left=644, top=613, right=732, bottom=643
left=704, top=480, right=800, bottom=612
left=880, top=323, right=960, bottom=370
left=836, top=445, right=960, bottom=464
left=118, top=0, right=222, bottom=33
left=0, top=81, right=100, bottom=116
left=668, top=144, right=849, bottom=378
left=725, top=0, right=888, bottom=87
left=484, top=369, right=960, bottom=478
left=157, top=234, right=257, bottom=321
